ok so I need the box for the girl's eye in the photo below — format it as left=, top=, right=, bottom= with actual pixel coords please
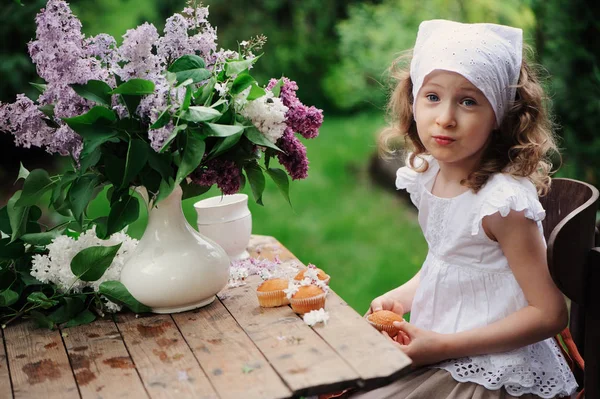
left=426, top=94, right=439, bottom=102
left=462, top=98, right=477, bottom=107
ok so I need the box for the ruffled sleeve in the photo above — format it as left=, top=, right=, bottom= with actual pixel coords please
left=395, top=153, right=423, bottom=208
left=471, top=174, right=546, bottom=236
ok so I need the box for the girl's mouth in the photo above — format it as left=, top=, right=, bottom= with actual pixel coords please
left=433, top=136, right=455, bottom=146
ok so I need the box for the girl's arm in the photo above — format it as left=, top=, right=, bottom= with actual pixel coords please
left=440, top=210, right=568, bottom=358
left=368, top=269, right=421, bottom=315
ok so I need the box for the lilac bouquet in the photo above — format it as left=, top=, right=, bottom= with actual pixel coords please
left=0, top=0, right=322, bottom=328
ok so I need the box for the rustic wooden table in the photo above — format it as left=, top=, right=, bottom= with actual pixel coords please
left=0, top=235, right=411, bottom=399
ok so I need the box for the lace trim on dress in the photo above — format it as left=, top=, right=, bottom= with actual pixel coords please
left=471, top=176, right=546, bottom=236
left=431, top=338, right=578, bottom=398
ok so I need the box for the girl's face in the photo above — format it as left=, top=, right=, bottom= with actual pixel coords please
left=414, top=70, right=496, bottom=171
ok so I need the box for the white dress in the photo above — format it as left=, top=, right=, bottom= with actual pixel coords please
left=395, top=155, right=577, bottom=399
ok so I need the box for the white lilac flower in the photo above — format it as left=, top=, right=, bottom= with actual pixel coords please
left=214, top=82, right=228, bottom=97
left=238, top=91, right=288, bottom=143
left=283, top=280, right=299, bottom=299
left=303, top=308, right=329, bottom=326
left=30, top=227, right=138, bottom=312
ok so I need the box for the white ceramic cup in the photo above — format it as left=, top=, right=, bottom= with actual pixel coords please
left=193, top=194, right=252, bottom=260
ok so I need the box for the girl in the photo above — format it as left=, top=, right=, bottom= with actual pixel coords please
left=355, top=20, right=577, bottom=399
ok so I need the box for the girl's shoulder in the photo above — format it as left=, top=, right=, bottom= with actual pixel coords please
left=471, top=172, right=545, bottom=236
left=395, top=153, right=437, bottom=208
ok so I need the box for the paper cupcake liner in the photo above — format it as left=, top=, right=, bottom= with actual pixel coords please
left=256, top=290, right=289, bottom=308
left=290, top=293, right=326, bottom=314
left=366, top=318, right=399, bottom=337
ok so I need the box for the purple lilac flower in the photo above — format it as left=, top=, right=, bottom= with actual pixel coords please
left=191, top=159, right=242, bottom=195
left=267, top=77, right=323, bottom=139
left=158, top=7, right=217, bottom=64
left=117, top=23, right=163, bottom=81
left=148, top=122, right=174, bottom=152
left=85, top=33, right=118, bottom=72
left=276, top=128, right=309, bottom=180
left=0, top=94, right=80, bottom=157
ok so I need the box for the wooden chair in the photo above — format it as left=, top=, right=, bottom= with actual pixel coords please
left=540, top=178, right=600, bottom=399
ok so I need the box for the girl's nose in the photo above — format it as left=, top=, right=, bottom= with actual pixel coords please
left=435, top=103, right=457, bottom=128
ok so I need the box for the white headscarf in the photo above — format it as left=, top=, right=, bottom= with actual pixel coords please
left=410, top=20, right=523, bottom=126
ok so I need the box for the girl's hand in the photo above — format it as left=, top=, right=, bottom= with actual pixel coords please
left=365, top=295, right=405, bottom=317
left=385, top=320, right=449, bottom=368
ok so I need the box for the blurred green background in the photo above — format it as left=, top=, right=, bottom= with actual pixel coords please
left=1, top=0, right=599, bottom=313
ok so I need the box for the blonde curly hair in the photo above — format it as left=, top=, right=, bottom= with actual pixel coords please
left=379, top=48, right=560, bottom=196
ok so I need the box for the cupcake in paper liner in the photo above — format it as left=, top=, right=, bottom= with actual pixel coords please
left=289, top=284, right=327, bottom=314
left=366, top=310, right=404, bottom=337
left=256, top=278, right=290, bottom=307
left=294, top=265, right=330, bottom=285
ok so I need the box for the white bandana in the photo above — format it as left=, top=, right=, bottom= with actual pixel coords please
left=410, top=20, right=523, bottom=126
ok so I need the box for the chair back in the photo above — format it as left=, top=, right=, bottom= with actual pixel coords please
left=539, top=178, right=600, bottom=398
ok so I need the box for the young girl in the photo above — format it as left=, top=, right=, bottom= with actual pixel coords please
left=354, top=20, right=577, bottom=399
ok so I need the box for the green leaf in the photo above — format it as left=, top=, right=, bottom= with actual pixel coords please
left=168, top=54, right=206, bottom=72
left=175, top=69, right=211, bottom=85
left=79, top=146, right=102, bottom=172
left=244, top=163, right=265, bottom=205
left=92, top=216, right=108, bottom=240
left=122, top=139, right=149, bottom=188
left=0, top=207, right=11, bottom=235
left=147, top=151, right=173, bottom=181
left=175, top=133, right=206, bottom=187
left=154, top=177, right=175, bottom=204
left=247, top=84, right=267, bottom=101
left=15, top=169, right=54, bottom=207
left=204, top=123, right=245, bottom=138
left=30, top=311, right=56, bottom=329
left=267, top=168, right=292, bottom=207
left=181, top=86, right=193, bottom=111
left=224, top=54, right=262, bottom=77
left=68, top=175, right=101, bottom=224
left=106, top=194, right=139, bottom=236
left=159, top=124, right=188, bottom=153
left=7, top=191, right=30, bottom=243
left=182, top=106, right=221, bottom=123
left=14, top=0, right=24, bottom=6
left=150, top=107, right=171, bottom=130
left=207, top=132, right=243, bottom=160
left=103, top=153, right=126, bottom=186
left=48, top=297, right=85, bottom=324
left=181, top=180, right=211, bottom=200
left=27, top=292, right=59, bottom=309
left=244, top=127, right=282, bottom=152
left=15, top=163, right=30, bottom=183
left=39, top=104, right=55, bottom=119
left=30, top=82, right=47, bottom=93
left=195, top=77, right=216, bottom=105
left=110, top=79, right=155, bottom=95
left=63, top=106, right=116, bottom=126
left=231, top=72, right=256, bottom=95
left=20, top=229, right=63, bottom=246
left=71, top=80, right=113, bottom=106
left=0, top=289, right=19, bottom=307
left=270, top=78, right=284, bottom=97
left=98, top=281, right=151, bottom=313
left=63, top=310, right=96, bottom=328
left=71, top=243, right=122, bottom=282
left=0, top=238, right=25, bottom=260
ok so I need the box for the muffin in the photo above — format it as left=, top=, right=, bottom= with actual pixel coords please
left=367, top=310, right=403, bottom=337
left=294, top=268, right=331, bottom=285
left=256, top=278, right=290, bottom=307
left=289, top=284, right=327, bottom=314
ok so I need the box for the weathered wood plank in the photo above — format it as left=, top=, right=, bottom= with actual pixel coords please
left=61, top=317, right=148, bottom=398
left=4, top=320, right=79, bottom=399
left=0, top=327, right=13, bottom=399
left=218, top=276, right=360, bottom=397
left=250, top=236, right=413, bottom=388
left=172, top=299, right=292, bottom=399
left=116, top=313, right=218, bottom=399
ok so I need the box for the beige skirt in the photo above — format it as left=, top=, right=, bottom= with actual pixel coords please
left=347, top=367, right=568, bottom=399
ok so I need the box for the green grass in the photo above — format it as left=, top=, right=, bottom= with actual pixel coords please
left=86, top=112, right=428, bottom=313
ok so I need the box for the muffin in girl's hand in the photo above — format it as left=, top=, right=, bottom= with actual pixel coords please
left=288, top=284, right=327, bottom=314
left=256, top=278, right=290, bottom=307
left=294, top=264, right=330, bottom=285
left=367, top=310, right=404, bottom=337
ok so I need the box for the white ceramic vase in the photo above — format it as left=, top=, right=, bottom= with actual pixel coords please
left=194, top=194, right=252, bottom=261
left=120, top=186, right=230, bottom=314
